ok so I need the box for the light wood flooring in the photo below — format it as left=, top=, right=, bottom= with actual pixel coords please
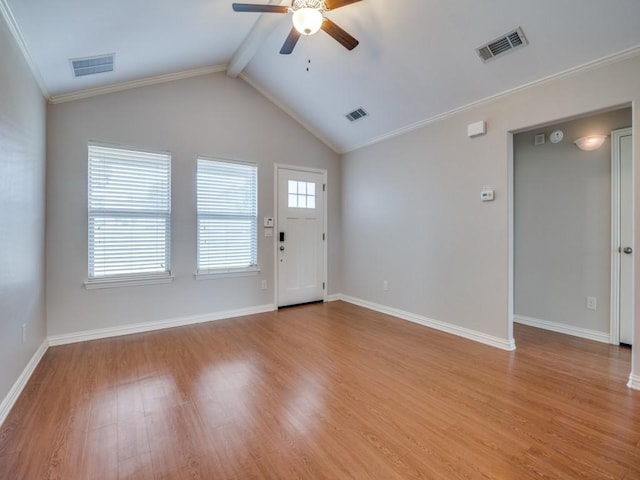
left=0, top=301, right=639, bottom=479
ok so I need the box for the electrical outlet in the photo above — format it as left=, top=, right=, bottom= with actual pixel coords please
left=586, top=296, right=597, bottom=311
left=22, top=324, right=26, bottom=344
left=383, top=281, right=389, bottom=291
left=261, top=280, right=267, bottom=290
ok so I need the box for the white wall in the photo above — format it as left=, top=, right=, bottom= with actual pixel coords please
left=0, top=17, right=47, bottom=401
left=46, top=73, right=340, bottom=336
left=341, top=52, right=640, bottom=379
left=514, top=109, right=632, bottom=334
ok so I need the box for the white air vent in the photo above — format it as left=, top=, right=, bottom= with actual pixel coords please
left=346, top=108, right=368, bottom=122
left=70, top=54, right=115, bottom=78
left=476, top=28, right=528, bottom=63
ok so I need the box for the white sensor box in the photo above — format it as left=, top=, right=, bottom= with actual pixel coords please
left=467, top=121, right=487, bottom=138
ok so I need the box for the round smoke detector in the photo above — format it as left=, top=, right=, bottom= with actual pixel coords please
left=550, top=130, right=564, bottom=144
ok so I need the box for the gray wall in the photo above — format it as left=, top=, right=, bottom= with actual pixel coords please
left=341, top=115, right=508, bottom=338
left=341, top=52, right=640, bottom=382
left=0, top=18, right=47, bottom=400
left=514, top=109, right=632, bottom=333
left=46, top=73, right=341, bottom=336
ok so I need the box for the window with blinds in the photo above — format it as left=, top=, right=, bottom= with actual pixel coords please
left=87, top=144, right=171, bottom=285
left=197, top=157, right=258, bottom=274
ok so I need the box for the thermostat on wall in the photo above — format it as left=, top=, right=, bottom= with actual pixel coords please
left=481, top=185, right=495, bottom=202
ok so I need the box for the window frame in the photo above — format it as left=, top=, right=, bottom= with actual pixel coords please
left=84, top=142, right=173, bottom=289
left=195, top=155, right=259, bottom=280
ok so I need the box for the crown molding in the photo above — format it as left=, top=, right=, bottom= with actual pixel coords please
left=0, top=0, right=49, bottom=97
left=48, top=65, right=227, bottom=104
left=239, top=72, right=340, bottom=154
left=340, top=44, right=640, bottom=154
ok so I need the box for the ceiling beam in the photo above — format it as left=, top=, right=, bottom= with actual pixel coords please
left=227, top=1, right=287, bottom=78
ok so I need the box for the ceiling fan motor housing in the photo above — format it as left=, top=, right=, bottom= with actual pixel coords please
left=291, top=0, right=326, bottom=12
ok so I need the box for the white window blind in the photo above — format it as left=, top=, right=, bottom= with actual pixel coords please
left=197, top=157, right=257, bottom=274
left=88, top=144, right=171, bottom=284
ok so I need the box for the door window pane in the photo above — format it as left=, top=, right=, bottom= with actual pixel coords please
left=288, top=181, right=316, bottom=209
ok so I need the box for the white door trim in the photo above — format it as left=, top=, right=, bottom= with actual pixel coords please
left=507, top=133, right=515, bottom=346
left=273, top=164, right=328, bottom=307
left=610, top=127, right=633, bottom=344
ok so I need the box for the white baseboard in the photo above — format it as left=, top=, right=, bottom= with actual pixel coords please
left=627, top=374, right=640, bottom=391
left=0, top=340, right=49, bottom=427
left=338, top=294, right=516, bottom=351
left=514, top=315, right=610, bottom=344
left=325, top=294, right=342, bottom=302
left=48, top=304, right=277, bottom=346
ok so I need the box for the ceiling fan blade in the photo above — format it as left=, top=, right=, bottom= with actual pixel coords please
left=321, top=18, right=359, bottom=50
left=232, top=3, right=289, bottom=13
left=324, top=0, right=362, bottom=10
left=280, top=27, right=301, bottom=54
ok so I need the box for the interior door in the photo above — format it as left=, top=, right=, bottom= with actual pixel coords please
left=617, top=128, right=633, bottom=345
left=277, top=167, right=325, bottom=307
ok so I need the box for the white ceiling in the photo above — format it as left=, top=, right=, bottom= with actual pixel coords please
left=6, top=0, right=640, bottom=152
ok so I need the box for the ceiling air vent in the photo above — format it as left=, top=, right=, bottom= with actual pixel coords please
left=476, top=27, right=528, bottom=63
left=70, top=54, right=115, bottom=78
left=346, top=108, right=368, bottom=122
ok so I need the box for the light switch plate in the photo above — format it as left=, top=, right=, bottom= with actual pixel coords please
left=264, top=217, right=274, bottom=227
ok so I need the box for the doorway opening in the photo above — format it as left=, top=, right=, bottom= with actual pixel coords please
left=509, top=106, right=633, bottom=360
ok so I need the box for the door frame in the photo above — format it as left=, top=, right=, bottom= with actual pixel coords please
left=273, top=164, right=328, bottom=307
left=610, top=127, right=634, bottom=344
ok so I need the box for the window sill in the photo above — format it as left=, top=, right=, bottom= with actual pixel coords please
left=84, top=274, right=174, bottom=290
left=195, top=267, right=260, bottom=280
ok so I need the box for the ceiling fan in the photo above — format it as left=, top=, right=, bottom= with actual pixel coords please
left=232, top=0, right=361, bottom=54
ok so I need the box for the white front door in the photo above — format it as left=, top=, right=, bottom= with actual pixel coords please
left=615, top=128, right=634, bottom=345
left=277, top=167, right=326, bottom=307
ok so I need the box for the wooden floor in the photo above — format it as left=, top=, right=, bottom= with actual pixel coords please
left=1, top=301, right=639, bottom=479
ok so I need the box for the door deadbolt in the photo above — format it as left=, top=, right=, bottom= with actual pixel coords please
left=280, top=246, right=285, bottom=251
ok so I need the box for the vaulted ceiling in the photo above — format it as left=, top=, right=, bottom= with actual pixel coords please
left=6, top=0, right=640, bottom=152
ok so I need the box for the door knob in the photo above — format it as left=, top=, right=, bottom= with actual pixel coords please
left=623, top=247, right=633, bottom=254
left=280, top=246, right=285, bottom=251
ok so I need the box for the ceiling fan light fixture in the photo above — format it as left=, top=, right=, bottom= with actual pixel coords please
left=292, top=7, right=323, bottom=35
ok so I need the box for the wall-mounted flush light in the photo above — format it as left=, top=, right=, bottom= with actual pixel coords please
left=574, top=135, right=608, bottom=151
